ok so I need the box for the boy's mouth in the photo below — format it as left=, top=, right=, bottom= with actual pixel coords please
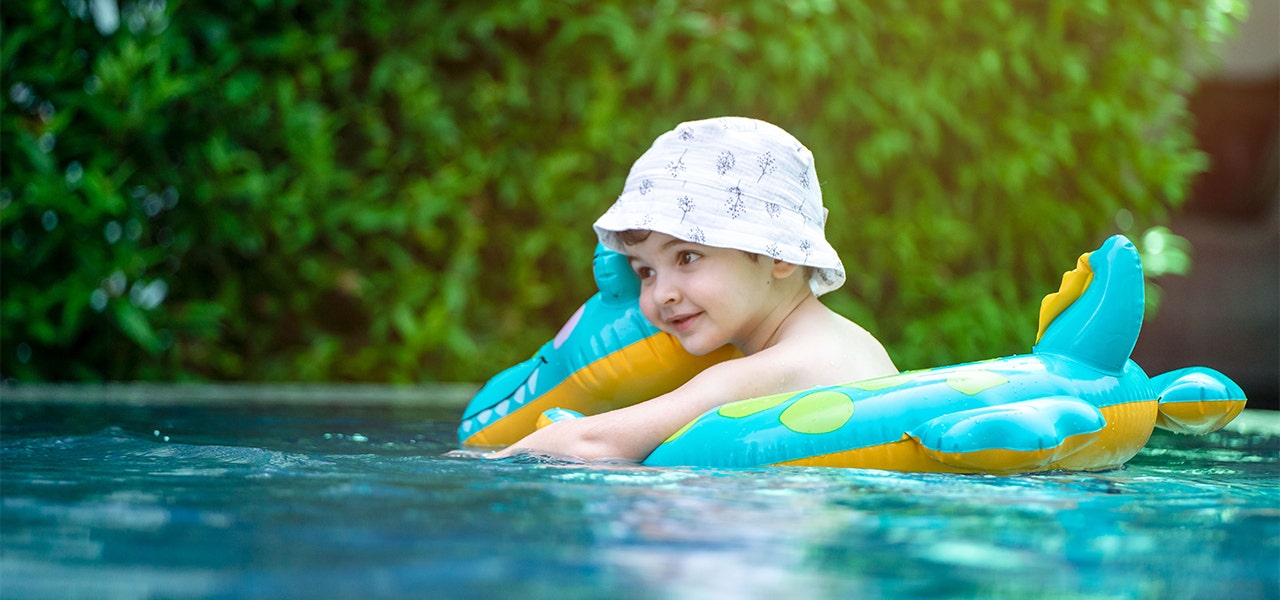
left=666, top=312, right=701, bottom=333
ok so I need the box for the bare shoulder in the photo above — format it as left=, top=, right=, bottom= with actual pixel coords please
left=769, top=304, right=898, bottom=387
left=646, top=300, right=897, bottom=418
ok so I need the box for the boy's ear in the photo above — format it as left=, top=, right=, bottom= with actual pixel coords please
left=770, top=260, right=801, bottom=279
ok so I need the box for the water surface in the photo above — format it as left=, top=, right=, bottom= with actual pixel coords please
left=2, top=401, right=1277, bottom=599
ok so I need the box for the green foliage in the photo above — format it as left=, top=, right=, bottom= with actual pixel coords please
left=1, top=0, right=1245, bottom=381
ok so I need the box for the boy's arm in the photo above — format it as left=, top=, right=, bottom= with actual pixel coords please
left=494, top=354, right=788, bottom=461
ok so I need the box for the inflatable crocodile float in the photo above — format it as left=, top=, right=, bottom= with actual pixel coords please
left=462, top=235, right=1247, bottom=473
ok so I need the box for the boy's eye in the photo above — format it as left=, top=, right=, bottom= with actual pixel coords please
left=677, top=251, right=700, bottom=266
left=634, top=266, right=655, bottom=279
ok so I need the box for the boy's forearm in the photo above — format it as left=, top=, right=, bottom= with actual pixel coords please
left=495, top=416, right=650, bottom=462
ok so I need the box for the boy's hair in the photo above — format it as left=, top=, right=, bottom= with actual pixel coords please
left=616, top=229, right=652, bottom=246
left=618, top=228, right=752, bottom=259
left=618, top=229, right=814, bottom=280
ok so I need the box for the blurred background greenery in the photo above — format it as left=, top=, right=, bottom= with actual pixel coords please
left=0, top=0, right=1254, bottom=385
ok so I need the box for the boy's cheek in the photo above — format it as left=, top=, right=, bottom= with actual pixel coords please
left=637, top=300, right=665, bottom=331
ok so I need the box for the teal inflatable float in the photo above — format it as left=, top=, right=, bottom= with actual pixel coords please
left=464, top=235, right=1247, bottom=473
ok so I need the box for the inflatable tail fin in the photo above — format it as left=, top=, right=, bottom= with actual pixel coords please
left=1032, top=235, right=1145, bottom=375
left=1151, top=367, right=1247, bottom=434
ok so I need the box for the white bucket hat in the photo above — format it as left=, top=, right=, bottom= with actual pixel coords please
left=593, top=116, right=845, bottom=297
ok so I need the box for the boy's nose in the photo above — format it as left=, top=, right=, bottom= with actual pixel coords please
left=652, top=274, right=680, bottom=305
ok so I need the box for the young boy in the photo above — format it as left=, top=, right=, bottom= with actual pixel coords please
left=498, top=117, right=897, bottom=461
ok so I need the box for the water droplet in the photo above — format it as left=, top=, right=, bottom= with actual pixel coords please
left=37, top=101, right=55, bottom=123
left=151, top=280, right=168, bottom=305
left=162, top=186, right=179, bottom=209
left=1115, top=209, right=1134, bottom=232
left=106, top=270, right=127, bottom=296
left=16, top=343, right=32, bottom=364
left=11, top=228, right=27, bottom=250
left=143, top=193, right=163, bottom=217
left=8, top=82, right=33, bottom=107
left=90, top=0, right=120, bottom=35
left=41, top=210, right=58, bottom=231
left=351, top=434, right=369, bottom=443
left=0, top=188, right=12, bottom=210
left=163, top=436, right=170, bottom=442
left=65, top=0, right=89, bottom=19
left=65, top=161, right=84, bottom=187
left=37, top=133, right=56, bottom=154
left=84, top=75, right=103, bottom=95
left=153, top=430, right=160, bottom=436
left=131, top=185, right=149, bottom=199
left=126, top=6, right=146, bottom=34
left=104, top=220, right=122, bottom=244
left=90, top=289, right=109, bottom=312
left=133, top=279, right=168, bottom=309
left=125, top=219, right=142, bottom=240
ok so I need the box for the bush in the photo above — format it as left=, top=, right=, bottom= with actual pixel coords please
left=0, top=0, right=1244, bottom=382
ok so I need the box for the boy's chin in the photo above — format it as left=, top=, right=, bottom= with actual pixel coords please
left=677, top=338, right=729, bottom=357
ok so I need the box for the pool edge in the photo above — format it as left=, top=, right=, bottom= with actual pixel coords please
left=0, top=382, right=479, bottom=409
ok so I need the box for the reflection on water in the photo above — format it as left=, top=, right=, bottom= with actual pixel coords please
left=1, top=402, right=1276, bottom=599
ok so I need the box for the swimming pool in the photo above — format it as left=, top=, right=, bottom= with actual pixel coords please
left=2, top=388, right=1277, bottom=599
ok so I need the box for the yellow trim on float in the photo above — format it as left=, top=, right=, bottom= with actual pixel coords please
left=1036, top=251, right=1094, bottom=344
left=774, top=400, right=1160, bottom=473
left=1156, top=399, right=1247, bottom=435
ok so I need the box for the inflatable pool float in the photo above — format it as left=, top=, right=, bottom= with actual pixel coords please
left=461, top=235, right=1247, bottom=473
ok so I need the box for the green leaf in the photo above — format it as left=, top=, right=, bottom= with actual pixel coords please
left=114, top=303, right=162, bottom=354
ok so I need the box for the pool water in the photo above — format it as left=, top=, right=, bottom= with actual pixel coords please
left=2, top=401, right=1277, bottom=599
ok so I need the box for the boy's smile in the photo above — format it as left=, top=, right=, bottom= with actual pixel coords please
left=666, top=312, right=700, bottom=333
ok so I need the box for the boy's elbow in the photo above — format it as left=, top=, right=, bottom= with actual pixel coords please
left=559, top=422, right=626, bottom=460
left=517, top=419, right=628, bottom=461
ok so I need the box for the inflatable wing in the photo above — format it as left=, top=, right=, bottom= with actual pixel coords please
left=457, top=245, right=737, bottom=447
left=643, top=235, right=1247, bottom=473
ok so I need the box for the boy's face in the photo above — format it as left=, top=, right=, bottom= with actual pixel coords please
left=625, top=232, right=783, bottom=356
